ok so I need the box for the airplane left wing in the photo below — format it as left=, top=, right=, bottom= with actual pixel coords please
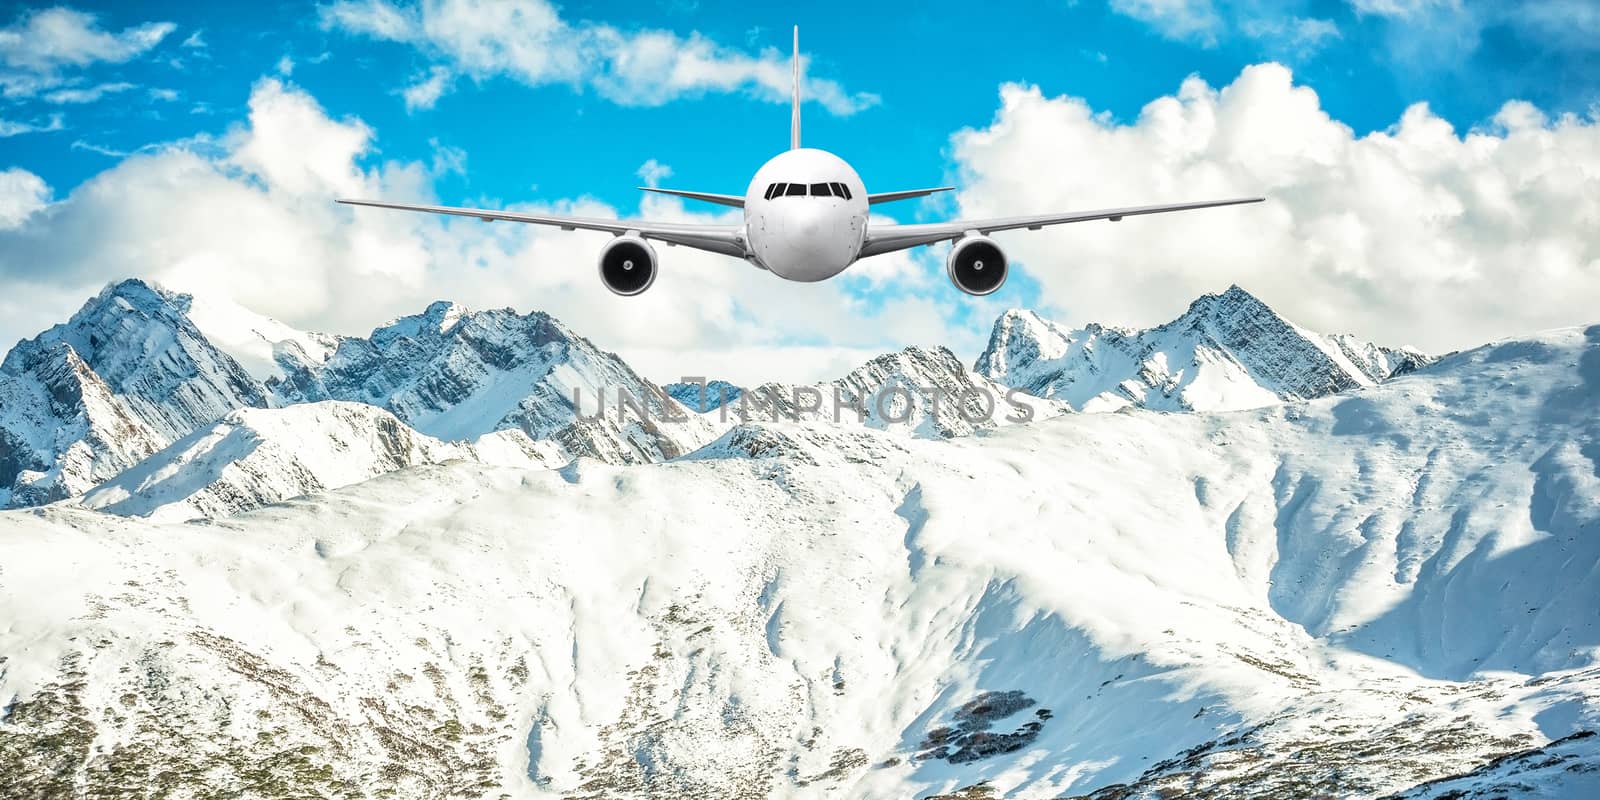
left=867, top=187, right=953, bottom=205
left=859, top=197, right=1264, bottom=258
left=336, top=199, right=747, bottom=258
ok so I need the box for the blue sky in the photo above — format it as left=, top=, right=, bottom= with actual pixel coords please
left=8, top=0, right=1597, bottom=208
left=1, top=0, right=1598, bottom=383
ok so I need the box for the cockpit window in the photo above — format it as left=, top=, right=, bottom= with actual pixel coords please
left=763, top=181, right=852, bottom=200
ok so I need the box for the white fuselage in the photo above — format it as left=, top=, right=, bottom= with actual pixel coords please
left=743, top=148, right=869, bottom=282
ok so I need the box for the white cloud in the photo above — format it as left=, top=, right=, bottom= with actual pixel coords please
left=0, top=7, right=175, bottom=97
left=0, top=78, right=959, bottom=384
left=400, top=65, right=451, bottom=111
left=69, top=139, right=130, bottom=158
left=1342, top=1, right=1597, bottom=88
left=0, top=113, right=63, bottom=137
left=636, top=159, right=672, bottom=188
left=319, top=0, right=878, bottom=115
left=947, top=63, right=1600, bottom=354
left=0, top=167, right=49, bottom=229
left=1111, top=0, right=1224, bottom=45
left=276, top=55, right=295, bottom=76
left=1517, top=0, right=1600, bottom=49
left=428, top=138, right=465, bottom=176
left=1239, top=16, right=1341, bottom=55
left=1349, top=0, right=1460, bottom=17
left=1110, top=0, right=1341, bottom=57
left=180, top=30, right=206, bottom=49
left=43, top=80, right=137, bottom=104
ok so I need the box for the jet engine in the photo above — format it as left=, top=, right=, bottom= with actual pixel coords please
left=946, top=234, right=1007, bottom=295
left=599, top=235, right=658, bottom=296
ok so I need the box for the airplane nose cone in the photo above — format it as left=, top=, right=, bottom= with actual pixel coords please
left=758, top=203, right=864, bottom=281
left=791, top=211, right=827, bottom=241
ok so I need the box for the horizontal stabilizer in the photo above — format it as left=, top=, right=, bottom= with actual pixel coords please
left=638, top=187, right=745, bottom=208
left=867, top=187, right=954, bottom=205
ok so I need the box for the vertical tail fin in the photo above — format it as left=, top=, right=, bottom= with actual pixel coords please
left=790, top=25, right=801, bottom=150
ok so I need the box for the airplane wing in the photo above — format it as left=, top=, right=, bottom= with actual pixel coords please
left=858, top=197, right=1264, bottom=258
left=636, top=187, right=745, bottom=208
left=336, top=198, right=747, bottom=258
left=867, top=187, right=953, bottom=205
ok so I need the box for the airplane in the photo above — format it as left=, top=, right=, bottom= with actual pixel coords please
left=339, top=28, right=1262, bottom=297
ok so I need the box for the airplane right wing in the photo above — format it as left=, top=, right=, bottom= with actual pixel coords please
left=859, top=197, right=1264, bottom=258
left=337, top=198, right=747, bottom=258
left=637, top=187, right=746, bottom=208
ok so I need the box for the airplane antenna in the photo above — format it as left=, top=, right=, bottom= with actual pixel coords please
left=791, top=25, right=801, bottom=150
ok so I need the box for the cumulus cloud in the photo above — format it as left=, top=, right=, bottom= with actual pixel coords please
left=0, top=78, right=962, bottom=384
left=0, top=167, right=50, bottom=228
left=318, top=0, right=878, bottom=115
left=948, top=63, right=1600, bottom=353
left=0, top=7, right=175, bottom=98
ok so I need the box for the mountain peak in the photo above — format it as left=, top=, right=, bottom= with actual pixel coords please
left=1182, top=283, right=1274, bottom=322
left=975, top=307, right=1074, bottom=381
left=978, top=285, right=1431, bottom=413
left=422, top=299, right=469, bottom=333
left=95, top=276, right=179, bottom=305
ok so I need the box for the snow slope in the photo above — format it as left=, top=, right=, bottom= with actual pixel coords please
left=978, top=285, right=1434, bottom=413
left=2, top=322, right=1596, bottom=798
left=73, top=401, right=540, bottom=523
left=184, top=292, right=342, bottom=385
left=74, top=401, right=572, bottom=522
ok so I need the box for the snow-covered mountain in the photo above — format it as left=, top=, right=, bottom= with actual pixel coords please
left=74, top=401, right=551, bottom=523
left=0, top=281, right=722, bottom=512
left=273, top=300, right=718, bottom=465
left=723, top=345, right=1069, bottom=438
left=978, top=285, right=1434, bottom=413
left=0, top=280, right=271, bottom=507
left=4, top=319, right=1596, bottom=798
left=3, top=280, right=1439, bottom=517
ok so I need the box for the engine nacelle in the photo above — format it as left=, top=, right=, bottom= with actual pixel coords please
left=946, top=234, right=1007, bottom=295
left=598, top=235, right=658, bottom=296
